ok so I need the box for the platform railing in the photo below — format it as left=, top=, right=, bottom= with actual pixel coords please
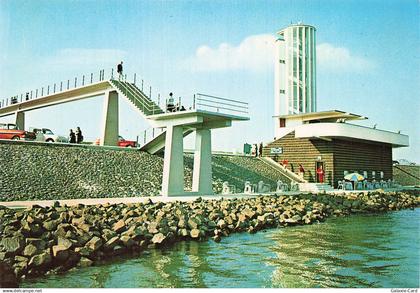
left=194, top=93, right=249, bottom=115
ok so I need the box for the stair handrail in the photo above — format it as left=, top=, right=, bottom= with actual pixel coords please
left=124, top=82, right=163, bottom=114
left=259, top=157, right=307, bottom=183
left=110, top=79, right=159, bottom=114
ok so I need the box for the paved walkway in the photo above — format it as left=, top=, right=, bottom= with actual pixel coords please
left=0, top=194, right=260, bottom=209
left=1, top=188, right=413, bottom=209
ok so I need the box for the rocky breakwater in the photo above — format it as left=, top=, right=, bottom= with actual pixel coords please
left=0, top=190, right=419, bottom=287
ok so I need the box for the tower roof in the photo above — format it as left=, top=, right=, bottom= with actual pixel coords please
left=277, top=23, right=316, bottom=35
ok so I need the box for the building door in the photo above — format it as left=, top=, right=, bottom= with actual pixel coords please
left=315, top=161, right=325, bottom=183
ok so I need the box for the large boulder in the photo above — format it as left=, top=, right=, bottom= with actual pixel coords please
left=52, top=237, right=73, bottom=261
left=23, top=244, right=39, bottom=257
left=78, top=257, right=93, bottom=268
left=151, top=233, right=166, bottom=244
left=1, top=237, right=25, bottom=256
left=28, top=251, right=52, bottom=268
left=85, top=236, right=103, bottom=252
left=112, top=220, right=126, bottom=234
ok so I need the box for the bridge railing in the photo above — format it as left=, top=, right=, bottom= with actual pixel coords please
left=0, top=69, right=249, bottom=119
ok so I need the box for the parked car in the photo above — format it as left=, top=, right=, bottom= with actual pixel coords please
left=94, top=136, right=137, bottom=147
left=0, top=123, right=36, bottom=140
left=30, top=127, right=68, bottom=143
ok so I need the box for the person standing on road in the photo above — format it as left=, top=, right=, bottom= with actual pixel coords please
left=117, top=61, right=123, bottom=80
left=69, top=129, right=76, bottom=143
left=75, top=127, right=83, bottom=144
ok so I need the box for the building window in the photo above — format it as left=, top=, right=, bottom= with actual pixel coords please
left=363, top=171, right=368, bottom=178
left=380, top=171, right=384, bottom=179
left=279, top=118, right=286, bottom=128
left=344, top=170, right=348, bottom=176
left=279, top=59, right=285, bottom=64
left=372, top=171, right=376, bottom=179
left=280, top=89, right=285, bottom=94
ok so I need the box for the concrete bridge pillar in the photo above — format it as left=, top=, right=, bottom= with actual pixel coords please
left=162, top=125, right=185, bottom=196
left=15, top=111, right=25, bottom=130
left=100, top=90, right=119, bottom=146
left=192, top=128, right=213, bottom=195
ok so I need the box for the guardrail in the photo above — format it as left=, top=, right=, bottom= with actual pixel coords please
left=1, top=68, right=250, bottom=119
left=194, top=93, right=249, bottom=115
left=0, top=68, right=161, bottom=112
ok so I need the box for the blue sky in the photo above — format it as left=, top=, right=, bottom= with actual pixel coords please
left=0, top=0, right=418, bottom=162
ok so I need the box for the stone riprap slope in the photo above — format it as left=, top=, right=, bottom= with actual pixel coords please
left=0, top=144, right=177, bottom=201
left=393, top=165, right=420, bottom=187
left=0, top=143, right=286, bottom=201
left=0, top=190, right=418, bottom=286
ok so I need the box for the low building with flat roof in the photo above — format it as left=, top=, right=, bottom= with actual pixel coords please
left=264, top=110, right=409, bottom=188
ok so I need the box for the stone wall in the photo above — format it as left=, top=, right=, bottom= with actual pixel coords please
left=0, top=142, right=288, bottom=201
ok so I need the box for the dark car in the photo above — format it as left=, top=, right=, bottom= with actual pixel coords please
left=0, top=123, right=36, bottom=141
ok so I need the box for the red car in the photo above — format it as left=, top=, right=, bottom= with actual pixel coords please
left=94, top=136, right=137, bottom=147
left=0, top=123, right=36, bottom=140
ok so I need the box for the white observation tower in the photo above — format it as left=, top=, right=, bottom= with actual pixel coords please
left=274, top=23, right=316, bottom=121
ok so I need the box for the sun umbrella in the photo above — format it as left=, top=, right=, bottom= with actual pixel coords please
left=344, top=172, right=365, bottom=181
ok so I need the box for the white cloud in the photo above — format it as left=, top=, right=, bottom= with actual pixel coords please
left=316, top=43, right=374, bottom=72
left=184, top=34, right=276, bottom=72
left=44, top=48, right=127, bottom=71
left=185, top=35, right=374, bottom=73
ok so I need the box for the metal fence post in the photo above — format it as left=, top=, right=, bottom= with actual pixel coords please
left=41, top=87, right=44, bottom=96
left=90, top=73, right=93, bottom=83
left=149, top=86, right=152, bottom=99
left=141, top=80, right=144, bottom=91
left=82, top=75, right=85, bottom=85
left=158, top=93, right=160, bottom=107
left=193, top=94, right=196, bottom=109
left=47, top=85, right=50, bottom=95
left=134, top=73, right=136, bottom=85
left=20, top=94, right=22, bottom=102
left=35, top=89, right=38, bottom=98
left=67, top=80, right=70, bottom=90
left=60, top=82, right=63, bottom=91
left=53, top=84, right=56, bottom=93
left=74, top=77, right=77, bottom=88
left=111, top=68, right=114, bottom=79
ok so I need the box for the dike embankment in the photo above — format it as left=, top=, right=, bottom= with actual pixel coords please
left=0, top=190, right=419, bottom=287
left=0, top=141, right=289, bottom=201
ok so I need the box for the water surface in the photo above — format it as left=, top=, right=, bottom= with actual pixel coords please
left=22, top=208, right=420, bottom=288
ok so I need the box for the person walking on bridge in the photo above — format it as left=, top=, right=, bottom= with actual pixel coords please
left=117, top=61, right=123, bottom=81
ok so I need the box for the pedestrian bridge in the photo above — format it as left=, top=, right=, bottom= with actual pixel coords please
left=0, top=70, right=249, bottom=196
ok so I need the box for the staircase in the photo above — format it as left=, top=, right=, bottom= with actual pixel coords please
left=298, top=183, right=334, bottom=193
left=140, top=128, right=194, bottom=154
left=110, top=79, right=164, bottom=117
left=259, top=157, right=307, bottom=183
